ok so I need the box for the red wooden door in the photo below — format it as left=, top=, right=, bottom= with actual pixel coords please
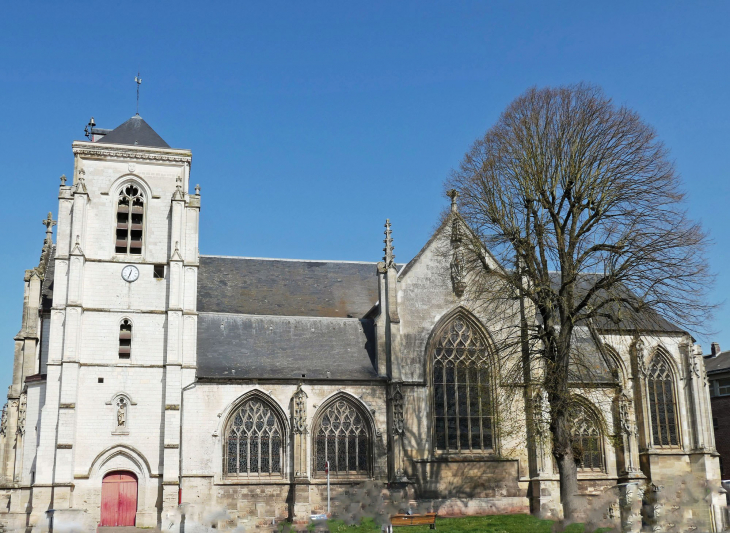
left=100, top=472, right=137, bottom=526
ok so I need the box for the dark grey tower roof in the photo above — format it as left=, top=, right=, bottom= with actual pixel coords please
left=97, top=115, right=170, bottom=148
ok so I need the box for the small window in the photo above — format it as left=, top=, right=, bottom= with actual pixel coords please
left=98, top=377, right=104, bottom=384
left=115, top=184, right=144, bottom=255
left=119, top=319, right=132, bottom=359
left=714, top=417, right=719, bottom=430
left=718, top=378, right=730, bottom=396
left=153, top=264, right=165, bottom=279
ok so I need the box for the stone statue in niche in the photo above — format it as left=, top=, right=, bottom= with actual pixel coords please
left=117, top=397, right=127, bottom=428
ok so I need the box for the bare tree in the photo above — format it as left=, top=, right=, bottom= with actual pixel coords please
left=447, top=84, right=714, bottom=521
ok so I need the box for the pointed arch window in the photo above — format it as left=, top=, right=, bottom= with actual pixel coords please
left=314, top=398, right=371, bottom=477
left=224, top=397, right=284, bottom=477
left=647, top=356, right=679, bottom=447
left=432, top=313, right=493, bottom=452
left=119, top=319, right=132, bottom=359
left=116, top=184, right=144, bottom=255
left=569, top=403, right=605, bottom=472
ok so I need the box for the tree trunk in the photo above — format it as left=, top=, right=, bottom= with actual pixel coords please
left=552, top=409, right=580, bottom=522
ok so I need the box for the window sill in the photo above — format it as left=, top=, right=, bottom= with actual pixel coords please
left=418, top=453, right=509, bottom=463
left=310, top=474, right=372, bottom=483
left=216, top=477, right=288, bottom=485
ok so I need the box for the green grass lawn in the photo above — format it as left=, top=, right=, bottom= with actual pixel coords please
left=313, top=514, right=610, bottom=532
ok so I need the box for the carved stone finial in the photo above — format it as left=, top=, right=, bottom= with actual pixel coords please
left=293, top=384, right=308, bottom=434
left=171, top=241, right=183, bottom=261
left=75, top=170, right=87, bottom=194
left=60, top=174, right=67, bottom=186
left=172, top=176, right=184, bottom=200
left=16, top=395, right=26, bottom=436
left=383, top=219, right=395, bottom=269
left=195, top=184, right=201, bottom=195
left=635, top=338, right=647, bottom=377
left=391, top=383, right=404, bottom=436
left=42, top=212, right=57, bottom=235
left=446, top=189, right=459, bottom=213
left=36, top=212, right=58, bottom=275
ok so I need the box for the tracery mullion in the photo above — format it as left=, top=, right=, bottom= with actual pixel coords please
left=355, top=434, right=360, bottom=474
left=650, top=379, right=661, bottom=445
left=465, top=364, right=472, bottom=451
left=477, top=366, right=484, bottom=449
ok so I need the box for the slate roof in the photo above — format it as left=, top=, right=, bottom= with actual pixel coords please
left=97, top=115, right=170, bottom=148
left=197, top=255, right=380, bottom=318
left=568, top=326, right=617, bottom=384
left=196, top=313, right=379, bottom=380
left=548, top=272, right=683, bottom=333
left=704, top=351, right=730, bottom=374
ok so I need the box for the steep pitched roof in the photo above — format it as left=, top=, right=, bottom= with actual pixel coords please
left=196, top=313, right=379, bottom=380
left=197, top=255, right=380, bottom=318
left=547, top=272, right=683, bottom=333
left=97, top=115, right=170, bottom=148
left=704, top=351, right=730, bottom=374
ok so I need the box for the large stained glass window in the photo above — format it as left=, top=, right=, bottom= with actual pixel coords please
left=314, top=398, right=370, bottom=477
left=648, top=357, right=679, bottom=447
left=569, top=403, right=604, bottom=472
left=224, top=398, right=283, bottom=477
left=432, top=313, right=493, bottom=452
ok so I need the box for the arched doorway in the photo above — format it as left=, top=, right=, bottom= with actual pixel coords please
left=100, top=471, right=137, bottom=526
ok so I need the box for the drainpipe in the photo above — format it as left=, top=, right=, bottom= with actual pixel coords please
left=179, top=379, right=197, bottom=517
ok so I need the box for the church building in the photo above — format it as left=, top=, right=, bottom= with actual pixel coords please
left=0, top=115, right=725, bottom=531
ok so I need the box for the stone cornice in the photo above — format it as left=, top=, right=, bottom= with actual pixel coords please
left=72, top=141, right=192, bottom=164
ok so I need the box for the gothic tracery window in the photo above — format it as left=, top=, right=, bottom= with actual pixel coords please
left=224, top=398, right=284, bottom=477
left=569, top=403, right=604, bottom=472
left=432, top=313, right=493, bottom=452
left=116, top=184, right=144, bottom=255
left=314, top=398, right=371, bottom=477
left=647, top=356, right=679, bottom=447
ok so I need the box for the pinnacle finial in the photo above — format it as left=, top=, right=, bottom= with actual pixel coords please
left=383, top=219, right=395, bottom=268
left=195, top=184, right=201, bottom=195
left=60, top=174, right=67, bottom=186
left=446, top=189, right=459, bottom=213
left=42, top=212, right=57, bottom=237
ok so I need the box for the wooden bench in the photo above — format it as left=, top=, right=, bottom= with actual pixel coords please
left=390, top=513, right=437, bottom=529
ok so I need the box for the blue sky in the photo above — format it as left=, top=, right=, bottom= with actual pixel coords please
left=0, top=2, right=728, bottom=392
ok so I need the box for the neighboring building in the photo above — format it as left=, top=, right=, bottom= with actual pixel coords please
left=706, top=343, right=730, bottom=480
left=0, top=115, right=725, bottom=531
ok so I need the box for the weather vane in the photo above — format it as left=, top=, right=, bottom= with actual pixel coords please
left=135, top=71, right=142, bottom=115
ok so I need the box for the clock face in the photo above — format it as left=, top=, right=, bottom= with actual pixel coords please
left=121, top=265, right=139, bottom=283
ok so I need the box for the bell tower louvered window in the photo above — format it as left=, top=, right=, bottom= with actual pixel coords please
left=432, top=313, right=493, bottom=452
left=116, top=184, right=144, bottom=255
left=647, top=357, right=679, bottom=447
left=570, top=403, right=604, bottom=472
left=119, top=320, right=132, bottom=359
left=314, top=398, right=371, bottom=477
left=224, top=398, right=284, bottom=477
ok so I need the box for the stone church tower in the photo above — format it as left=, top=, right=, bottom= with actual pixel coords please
left=0, top=115, right=199, bottom=528
left=0, top=114, right=726, bottom=532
